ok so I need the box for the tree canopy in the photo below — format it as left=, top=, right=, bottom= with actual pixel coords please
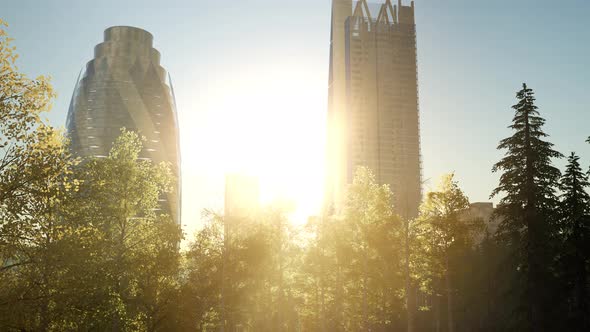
left=2, top=20, right=590, bottom=332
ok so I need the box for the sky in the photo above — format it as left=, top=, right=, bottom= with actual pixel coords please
left=3, top=0, right=590, bottom=237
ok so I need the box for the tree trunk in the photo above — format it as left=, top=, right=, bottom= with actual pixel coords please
left=446, top=254, right=455, bottom=332
left=277, top=216, right=285, bottom=332
left=574, top=217, right=589, bottom=331
left=220, top=216, right=228, bottom=332
left=405, top=218, right=414, bottom=332
left=362, top=246, right=368, bottom=331
left=317, top=217, right=326, bottom=332
left=435, top=289, right=441, bottom=332
left=336, top=263, right=343, bottom=330
left=526, top=206, right=540, bottom=332
left=523, top=98, right=546, bottom=332
left=39, top=252, right=50, bottom=331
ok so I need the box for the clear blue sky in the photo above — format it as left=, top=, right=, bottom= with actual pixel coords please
left=3, top=0, right=590, bottom=233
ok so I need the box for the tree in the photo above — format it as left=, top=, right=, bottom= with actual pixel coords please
left=0, top=130, right=80, bottom=331
left=180, top=204, right=303, bottom=332
left=297, top=167, right=407, bottom=331
left=416, top=173, right=483, bottom=332
left=176, top=212, right=224, bottom=331
left=299, top=215, right=331, bottom=331
left=0, top=18, right=57, bottom=263
left=60, top=130, right=182, bottom=331
left=0, top=19, right=182, bottom=329
left=557, top=152, right=590, bottom=331
left=339, top=167, right=404, bottom=331
left=0, top=19, right=82, bottom=331
left=491, top=83, right=563, bottom=331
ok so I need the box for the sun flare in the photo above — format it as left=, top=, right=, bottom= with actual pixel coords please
left=180, top=61, right=326, bottom=226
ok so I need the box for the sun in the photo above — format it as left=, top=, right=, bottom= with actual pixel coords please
left=179, top=60, right=327, bottom=227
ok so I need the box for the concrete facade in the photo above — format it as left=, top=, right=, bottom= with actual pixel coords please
left=66, top=26, right=181, bottom=225
left=327, top=0, right=422, bottom=218
left=224, top=174, right=260, bottom=220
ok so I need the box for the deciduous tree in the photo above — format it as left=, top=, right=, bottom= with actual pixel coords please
left=416, top=173, right=482, bottom=332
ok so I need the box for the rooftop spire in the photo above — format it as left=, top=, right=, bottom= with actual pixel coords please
left=377, top=4, right=389, bottom=24
left=377, top=0, right=397, bottom=25
left=386, top=0, right=397, bottom=24
left=352, top=0, right=372, bottom=21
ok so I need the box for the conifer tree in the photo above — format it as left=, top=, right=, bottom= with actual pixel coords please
left=558, top=152, right=590, bottom=331
left=491, top=83, right=563, bottom=331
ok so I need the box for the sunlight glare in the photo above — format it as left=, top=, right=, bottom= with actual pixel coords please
left=181, top=61, right=326, bottom=227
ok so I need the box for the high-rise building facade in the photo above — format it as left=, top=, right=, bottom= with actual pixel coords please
left=66, top=26, right=181, bottom=224
left=224, top=174, right=260, bottom=219
left=326, top=0, right=422, bottom=218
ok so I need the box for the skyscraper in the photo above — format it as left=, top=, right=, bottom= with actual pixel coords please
left=326, top=0, right=422, bottom=218
left=66, top=26, right=181, bottom=224
left=224, top=174, right=260, bottom=219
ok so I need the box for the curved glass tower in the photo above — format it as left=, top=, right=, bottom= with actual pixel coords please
left=66, top=26, right=181, bottom=225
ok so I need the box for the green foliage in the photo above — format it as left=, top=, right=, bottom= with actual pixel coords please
left=339, top=167, right=405, bottom=331
left=416, top=174, right=481, bottom=283
left=560, top=153, right=590, bottom=225
left=413, top=174, right=483, bottom=332
left=491, top=83, right=563, bottom=331
left=176, top=167, right=406, bottom=332
left=0, top=122, right=181, bottom=330
left=556, top=152, right=590, bottom=330
left=179, top=207, right=302, bottom=332
left=491, top=84, right=563, bottom=231
left=418, top=174, right=480, bottom=255
left=0, top=17, right=61, bottom=259
left=3, top=18, right=590, bottom=332
left=298, top=167, right=405, bottom=331
left=55, top=130, right=182, bottom=331
left=0, top=20, right=80, bottom=331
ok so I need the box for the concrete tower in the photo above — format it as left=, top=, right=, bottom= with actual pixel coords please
left=327, top=0, right=422, bottom=218
left=224, top=174, right=260, bottom=220
left=326, top=0, right=353, bottom=214
left=66, top=26, right=181, bottom=224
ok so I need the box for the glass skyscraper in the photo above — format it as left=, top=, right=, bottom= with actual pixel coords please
left=66, top=26, right=181, bottom=224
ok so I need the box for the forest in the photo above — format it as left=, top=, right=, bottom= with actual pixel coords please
left=1, top=20, right=590, bottom=332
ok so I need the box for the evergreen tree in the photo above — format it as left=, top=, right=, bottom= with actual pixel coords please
left=558, top=152, right=590, bottom=331
left=491, top=83, right=563, bottom=331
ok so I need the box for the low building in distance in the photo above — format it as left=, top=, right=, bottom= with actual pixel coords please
left=464, top=202, right=501, bottom=242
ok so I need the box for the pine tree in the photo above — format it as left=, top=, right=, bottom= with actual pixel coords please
left=558, top=152, right=590, bottom=331
left=491, top=83, right=563, bottom=331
